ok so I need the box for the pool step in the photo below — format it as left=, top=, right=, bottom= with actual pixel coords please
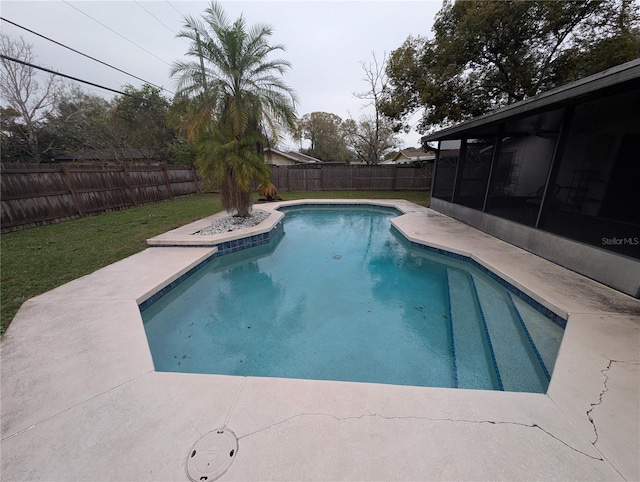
left=509, top=294, right=563, bottom=377
left=446, top=269, right=501, bottom=390
left=470, top=274, right=548, bottom=392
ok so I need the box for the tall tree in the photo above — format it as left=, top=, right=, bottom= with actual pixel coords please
left=112, top=84, right=174, bottom=161
left=554, top=0, right=640, bottom=81
left=42, top=86, right=114, bottom=157
left=344, top=115, right=398, bottom=165
left=170, top=1, right=297, bottom=216
left=0, top=33, right=63, bottom=162
left=351, top=52, right=399, bottom=164
left=298, top=111, right=352, bottom=162
left=43, top=85, right=177, bottom=163
left=0, top=106, right=30, bottom=162
left=381, top=0, right=640, bottom=132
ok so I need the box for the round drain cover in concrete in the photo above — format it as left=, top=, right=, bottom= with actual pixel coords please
left=186, top=428, right=238, bottom=481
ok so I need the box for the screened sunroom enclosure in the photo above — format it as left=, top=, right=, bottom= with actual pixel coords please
left=424, top=60, right=640, bottom=298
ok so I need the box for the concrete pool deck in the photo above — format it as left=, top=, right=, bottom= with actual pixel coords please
left=1, top=199, right=639, bottom=481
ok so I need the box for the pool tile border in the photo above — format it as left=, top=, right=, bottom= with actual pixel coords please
left=139, top=221, right=284, bottom=312
left=214, top=222, right=283, bottom=255
left=138, top=254, right=218, bottom=311
left=278, top=203, right=403, bottom=216
left=391, top=225, right=567, bottom=329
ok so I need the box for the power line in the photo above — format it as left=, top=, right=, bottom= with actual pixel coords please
left=61, top=0, right=172, bottom=67
left=165, top=1, right=184, bottom=17
left=0, top=54, right=169, bottom=107
left=134, top=1, right=179, bottom=38
left=0, top=17, right=173, bottom=95
left=134, top=1, right=190, bottom=49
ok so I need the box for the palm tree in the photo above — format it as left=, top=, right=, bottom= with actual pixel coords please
left=170, top=1, right=297, bottom=216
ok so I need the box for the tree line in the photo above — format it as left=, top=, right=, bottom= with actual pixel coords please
left=380, top=0, right=639, bottom=132
left=0, top=32, right=399, bottom=166
left=2, top=0, right=638, bottom=215
left=0, top=32, right=191, bottom=165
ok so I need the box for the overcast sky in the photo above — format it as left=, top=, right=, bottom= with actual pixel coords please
left=1, top=1, right=441, bottom=150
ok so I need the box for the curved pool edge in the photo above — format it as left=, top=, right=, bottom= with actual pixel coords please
left=146, top=207, right=285, bottom=247
left=145, top=199, right=422, bottom=248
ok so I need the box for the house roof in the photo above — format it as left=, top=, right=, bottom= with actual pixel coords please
left=422, top=58, right=640, bottom=142
left=379, top=148, right=435, bottom=164
left=392, top=148, right=435, bottom=161
left=264, top=148, right=319, bottom=163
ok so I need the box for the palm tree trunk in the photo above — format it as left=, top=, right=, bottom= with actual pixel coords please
left=221, top=168, right=252, bottom=217
left=236, top=193, right=251, bottom=217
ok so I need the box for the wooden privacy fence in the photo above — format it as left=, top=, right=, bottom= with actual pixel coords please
left=1, top=163, right=203, bottom=233
left=1, top=163, right=431, bottom=233
left=270, top=164, right=433, bottom=191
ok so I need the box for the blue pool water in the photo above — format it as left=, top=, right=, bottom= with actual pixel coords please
left=141, top=206, right=565, bottom=392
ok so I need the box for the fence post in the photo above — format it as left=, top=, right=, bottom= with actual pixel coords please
left=62, top=166, right=85, bottom=216
left=391, top=165, right=398, bottom=191
left=191, top=166, right=202, bottom=193
left=123, top=166, right=139, bottom=206
left=162, top=165, right=174, bottom=200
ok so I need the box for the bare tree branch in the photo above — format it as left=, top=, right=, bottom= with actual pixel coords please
left=0, top=33, right=62, bottom=161
left=350, top=52, right=399, bottom=164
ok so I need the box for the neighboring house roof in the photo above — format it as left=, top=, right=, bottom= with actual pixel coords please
left=422, top=58, right=640, bottom=142
left=264, top=148, right=320, bottom=164
left=381, top=148, right=435, bottom=164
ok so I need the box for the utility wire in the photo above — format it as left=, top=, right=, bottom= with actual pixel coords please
left=134, top=1, right=179, bottom=37
left=165, top=1, right=183, bottom=17
left=0, top=17, right=173, bottom=95
left=62, top=0, right=172, bottom=67
left=165, top=1, right=188, bottom=38
left=134, top=1, right=190, bottom=49
left=0, top=54, right=169, bottom=107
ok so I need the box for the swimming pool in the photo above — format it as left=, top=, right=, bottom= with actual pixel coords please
left=141, top=206, right=565, bottom=392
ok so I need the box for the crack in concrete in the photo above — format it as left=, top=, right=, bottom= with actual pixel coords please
left=586, top=359, right=615, bottom=445
left=237, top=411, right=603, bottom=461
left=223, top=377, right=247, bottom=429
left=1, top=369, right=154, bottom=442
left=586, top=359, right=640, bottom=446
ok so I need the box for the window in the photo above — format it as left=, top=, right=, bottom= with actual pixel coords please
left=544, top=91, right=640, bottom=259
left=432, top=140, right=460, bottom=200
left=485, top=110, right=563, bottom=226
left=455, top=138, right=495, bottom=209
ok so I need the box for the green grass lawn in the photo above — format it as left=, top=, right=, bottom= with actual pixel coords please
left=0, top=190, right=429, bottom=334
